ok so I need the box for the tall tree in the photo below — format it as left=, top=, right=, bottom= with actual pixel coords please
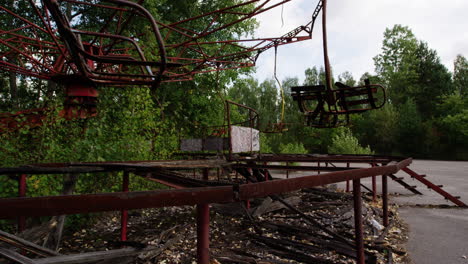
left=412, top=41, right=453, bottom=117
left=373, top=25, right=419, bottom=105
left=373, top=24, right=452, bottom=118
left=304, top=67, right=320, bottom=86
left=453, top=54, right=468, bottom=97
left=337, top=71, right=356, bottom=87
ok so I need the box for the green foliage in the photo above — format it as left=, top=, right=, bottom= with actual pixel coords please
left=373, top=24, right=420, bottom=105
left=338, top=71, right=356, bottom=87
left=259, top=133, right=273, bottom=153
left=433, top=93, right=468, bottom=159
left=453, top=55, right=468, bottom=97
left=396, top=99, right=425, bottom=156
left=351, top=104, right=399, bottom=155
left=0, top=85, right=176, bottom=202
left=373, top=24, right=453, bottom=118
left=279, top=142, right=308, bottom=154
left=328, top=128, right=373, bottom=155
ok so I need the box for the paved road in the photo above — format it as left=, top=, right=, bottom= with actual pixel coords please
left=272, top=159, right=468, bottom=264
left=393, top=160, right=468, bottom=264
left=341, top=160, right=468, bottom=264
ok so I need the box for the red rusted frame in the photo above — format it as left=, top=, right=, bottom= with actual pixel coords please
left=372, top=163, right=377, bottom=202
left=238, top=160, right=411, bottom=199
left=121, top=171, right=129, bottom=242
left=233, top=153, right=405, bottom=163
left=382, top=174, right=389, bottom=227
left=233, top=163, right=356, bottom=172
left=1, top=0, right=319, bottom=87
left=197, top=203, right=210, bottom=264
left=346, top=162, right=350, bottom=192
left=352, top=179, right=365, bottom=264
left=0, top=158, right=412, bottom=264
left=0, top=159, right=412, bottom=219
left=0, top=187, right=234, bottom=219
left=17, top=174, right=27, bottom=233
left=402, top=167, right=467, bottom=207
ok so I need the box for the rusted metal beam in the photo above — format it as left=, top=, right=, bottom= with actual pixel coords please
left=388, top=174, right=422, bottom=195
left=346, top=162, right=350, bottom=192
left=402, top=167, right=467, bottom=207
left=372, top=175, right=377, bottom=202
left=0, top=159, right=412, bottom=219
left=232, top=164, right=357, bottom=171
left=352, top=179, right=365, bottom=264
left=197, top=204, right=210, bottom=264
left=238, top=161, right=409, bottom=200
left=382, top=174, right=389, bottom=227
left=0, top=187, right=234, bottom=219
left=0, top=167, right=106, bottom=175
left=234, top=154, right=404, bottom=163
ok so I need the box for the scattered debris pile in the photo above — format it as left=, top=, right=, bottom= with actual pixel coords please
left=49, top=187, right=409, bottom=264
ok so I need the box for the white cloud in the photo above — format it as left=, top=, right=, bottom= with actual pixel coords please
left=253, top=0, right=468, bottom=83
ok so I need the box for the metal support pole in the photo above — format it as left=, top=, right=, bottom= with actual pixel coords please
left=203, top=168, right=209, bottom=181
left=353, top=179, right=365, bottom=264
left=318, top=162, right=320, bottom=175
left=197, top=203, right=210, bottom=264
left=245, top=168, right=251, bottom=209
left=286, top=162, right=289, bottom=178
left=346, top=162, right=350, bottom=192
left=264, top=162, right=268, bottom=181
left=226, top=103, right=232, bottom=161
left=372, top=176, right=377, bottom=202
left=371, top=163, right=377, bottom=202
left=382, top=174, right=389, bottom=227
left=18, top=174, right=27, bottom=233
left=121, top=171, right=129, bottom=242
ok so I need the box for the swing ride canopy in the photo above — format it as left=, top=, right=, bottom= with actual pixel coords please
left=0, top=0, right=323, bottom=88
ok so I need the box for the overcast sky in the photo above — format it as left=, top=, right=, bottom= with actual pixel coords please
left=252, top=0, right=468, bottom=84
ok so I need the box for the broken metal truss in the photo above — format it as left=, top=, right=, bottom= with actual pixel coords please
left=0, top=155, right=466, bottom=264
left=0, top=0, right=320, bottom=87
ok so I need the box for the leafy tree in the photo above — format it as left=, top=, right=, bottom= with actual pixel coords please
left=337, top=71, right=356, bottom=87
left=412, top=41, right=453, bottom=117
left=453, top=55, right=468, bottom=97
left=373, top=25, right=419, bottom=105
left=358, top=72, right=382, bottom=86
left=351, top=104, right=399, bottom=155
left=396, top=98, right=425, bottom=156
left=304, top=67, right=320, bottom=85
left=433, top=93, right=468, bottom=159
left=373, top=25, right=453, bottom=118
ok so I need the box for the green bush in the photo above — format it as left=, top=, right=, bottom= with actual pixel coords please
left=279, top=142, right=308, bottom=154
left=328, top=128, right=373, bottom=155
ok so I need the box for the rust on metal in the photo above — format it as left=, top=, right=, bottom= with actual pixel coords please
left=0, top=186, right=234, bottom=219
left=402, top=167, right=467, bottom=207
left=352, top=179, right=365, bottom=264
left=237, top=163, right=403, bottom=200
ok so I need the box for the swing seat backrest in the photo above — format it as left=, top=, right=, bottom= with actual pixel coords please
left=291, top=85, right=326, bottom=113
left=334, top=80, right=386, bottom=113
